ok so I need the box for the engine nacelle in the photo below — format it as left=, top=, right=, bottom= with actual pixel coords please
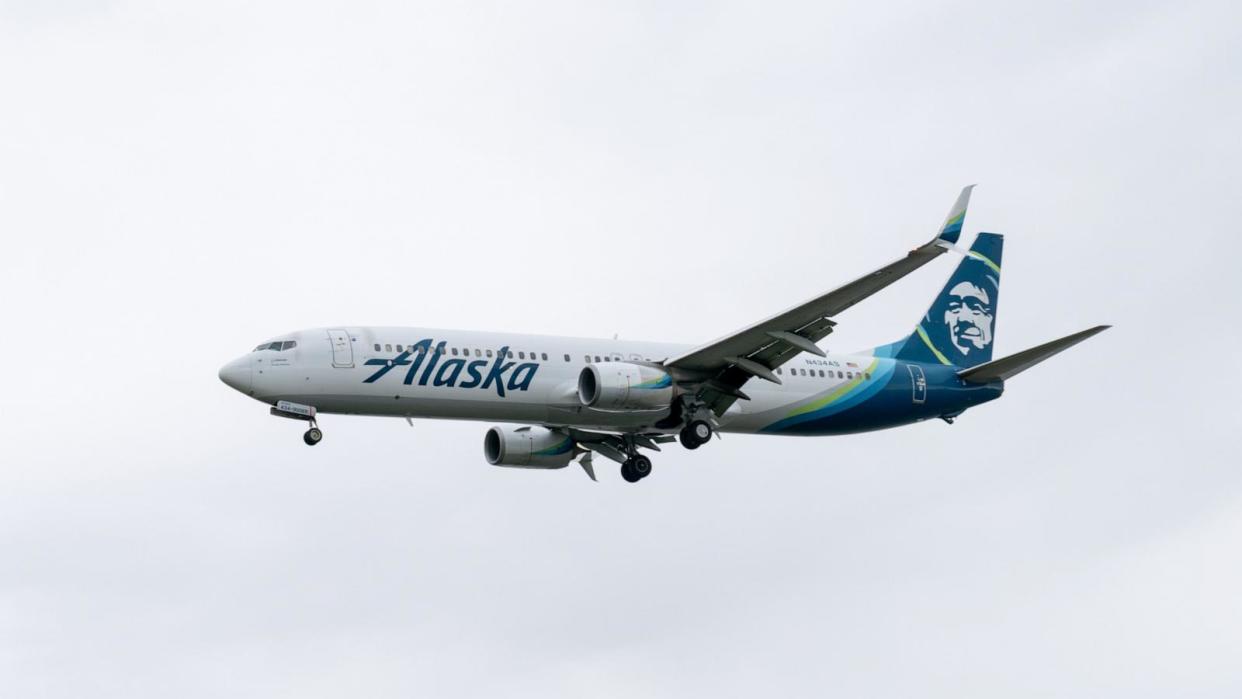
left=577, top=362, right=674, bottom=411
left=483, top=425, right=577, bottom=469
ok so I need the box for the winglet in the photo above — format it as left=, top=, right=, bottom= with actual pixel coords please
left=958, top=325, right=1110, bottom=384
left=935, top=185, right=975, bottom=245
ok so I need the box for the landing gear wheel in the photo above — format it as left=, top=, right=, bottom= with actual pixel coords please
left=631, top=455, right=652, bottom=480
left=621, top=460, right=641, bottom=483
left=303, top=427, right=323, bottom=446
left=679, top=430, right=700, bottom=450
left=680, top=420, right=712, bottom=449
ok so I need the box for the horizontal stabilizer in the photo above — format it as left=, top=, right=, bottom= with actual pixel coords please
left=957, top=325, right=1110, bottom=384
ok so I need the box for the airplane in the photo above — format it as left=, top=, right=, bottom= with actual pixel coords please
left=218, top=187, right=1108, bottom=483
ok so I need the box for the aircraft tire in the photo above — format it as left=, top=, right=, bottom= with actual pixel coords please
left=680, top=420, right=712, bottom=449
left=679, top=429, right=701, bottom=450
left=631, top=455, right=653, bottom=480
left=621, top=460, right=642, bottom=483
left=304, top=428, right=323, bottom=446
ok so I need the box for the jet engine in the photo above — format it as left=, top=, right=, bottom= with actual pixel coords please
left=484, top=425, right=577, bottom=469
left=577, top=362, right=675, bottom=411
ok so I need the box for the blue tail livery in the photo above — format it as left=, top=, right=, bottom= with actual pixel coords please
left=891, top=233, right=1003, bottom=368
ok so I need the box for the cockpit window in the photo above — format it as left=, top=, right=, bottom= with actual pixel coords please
left=253, top=341, right=296, bottom=352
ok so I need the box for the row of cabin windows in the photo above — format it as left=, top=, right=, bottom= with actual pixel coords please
left=254, top=340, right=297, bottom=352
left=776, top=367, right=870, bottom=381
left=372, top=344, right=652, bottom=364
left=374, top=343, right=552, bottom=361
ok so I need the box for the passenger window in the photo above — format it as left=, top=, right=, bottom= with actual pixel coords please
left=847, top=372, right=854, bottom=379
left=585, top=355, right=591, bottom=363
left=865, top=372, right=871, bottom=380
left=776, top=368, right=782, bottom=375
left=374, top=343, right=381, bottom=352
left=385, top=344, right=392, bottom=352
left=594, top=355, right=601, bottom=362
left=518, top=351, right=525, bottom=359
left=818, top=370, right=825, bottom=377
left=395, top=344, right=403, bottom=352
left=451, top=347, right=458, bottom=356
left=486, top=350, right=493, bottom=358
left=801, top=369, right=807, bottom=376
left=543, top=353, right=549, bottom=361
left=838, top=371, right=844, bottom=379
left=563, top=354, right=570, bottom=362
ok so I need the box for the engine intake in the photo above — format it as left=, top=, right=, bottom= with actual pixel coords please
left=484, top=425, right=577, bottom=469
left=577, top=362, right=674, bottom=411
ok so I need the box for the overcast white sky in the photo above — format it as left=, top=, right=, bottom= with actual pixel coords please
left=2, top=1, right=1240, bottom=696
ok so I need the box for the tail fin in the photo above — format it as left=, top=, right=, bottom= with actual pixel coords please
left=884, top=233, right=1004, bottom=368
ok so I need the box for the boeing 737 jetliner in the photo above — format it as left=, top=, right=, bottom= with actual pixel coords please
left=219, top=187, right=1107, bottom=483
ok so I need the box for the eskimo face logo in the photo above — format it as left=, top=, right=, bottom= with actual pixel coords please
left=943, top=281, right=994, bottom=356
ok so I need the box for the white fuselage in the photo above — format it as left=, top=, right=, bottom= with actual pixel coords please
left=219, top=326, right=894, bottom=435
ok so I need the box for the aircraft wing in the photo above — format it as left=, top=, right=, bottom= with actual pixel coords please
left=665, top=186, right=975, bottom=414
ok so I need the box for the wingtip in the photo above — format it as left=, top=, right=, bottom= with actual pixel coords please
left=937, top=185, right=976, bottom=244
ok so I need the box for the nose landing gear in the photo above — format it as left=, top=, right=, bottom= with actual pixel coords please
left=303, top=425, right=323, bottom=446
left=270, top=401, right=322, bottom=446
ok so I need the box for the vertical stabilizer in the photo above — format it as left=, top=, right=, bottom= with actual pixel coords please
left=883, top=233, right=1004, bottom=368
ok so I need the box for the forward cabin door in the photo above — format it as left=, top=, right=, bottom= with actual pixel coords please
left=907, top=364, right=927, bottom=404
left=327, top=329, right=354, bottom=368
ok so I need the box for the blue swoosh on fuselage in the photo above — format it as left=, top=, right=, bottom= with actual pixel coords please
left=760, top=359, right=897, bottom=434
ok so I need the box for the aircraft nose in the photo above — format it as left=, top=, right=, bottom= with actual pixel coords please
left=218, top=356, right=252, bottom=394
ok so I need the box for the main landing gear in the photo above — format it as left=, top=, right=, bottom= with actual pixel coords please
left=679, top=419, right=713, bottom=450
left=614, top=434, right=655, bottom=483
left=620, top=454, right=652, bottom=483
